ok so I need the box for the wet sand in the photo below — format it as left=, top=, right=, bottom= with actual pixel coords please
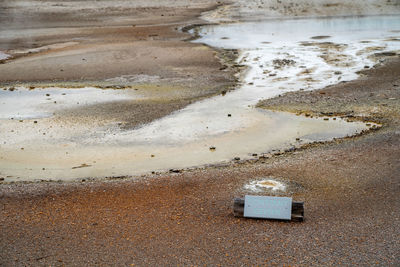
left=1, top=1, right=400, bottom=266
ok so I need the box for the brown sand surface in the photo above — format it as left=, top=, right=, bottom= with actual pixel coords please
left=1, top=1, right=400, bottom=266
left=1, top=59, right=400, bottom=266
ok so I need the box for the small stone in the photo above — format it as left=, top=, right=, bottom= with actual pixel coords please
left=209, top=146, right=216, bottom=151
left=234, top=157, right=240, bottom=161
left=34, top=121, right=37, bottom=123
left=227, top=114, right=231, bottom=117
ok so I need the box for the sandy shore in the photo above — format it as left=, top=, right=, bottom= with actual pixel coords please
left=1, top=1, right=400, bottom=266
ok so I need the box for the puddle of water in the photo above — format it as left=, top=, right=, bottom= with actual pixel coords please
left=0, top=110, right=370, bottom=181
left=193, top=16, right=400, bottom=95
left=0, top=87, right=142, bottom=119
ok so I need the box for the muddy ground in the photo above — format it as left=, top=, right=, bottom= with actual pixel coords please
left=1, top=1, right=400, bottom=266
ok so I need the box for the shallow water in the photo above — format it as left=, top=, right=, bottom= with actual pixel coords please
left=0, top=110, right=371, bottom=181
left=193, top=15, right=400, bottom=99
left=2, top=16, right=397, bottom=181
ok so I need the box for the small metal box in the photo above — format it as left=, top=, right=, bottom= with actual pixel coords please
left=244, top=195, right=292, bottom=220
